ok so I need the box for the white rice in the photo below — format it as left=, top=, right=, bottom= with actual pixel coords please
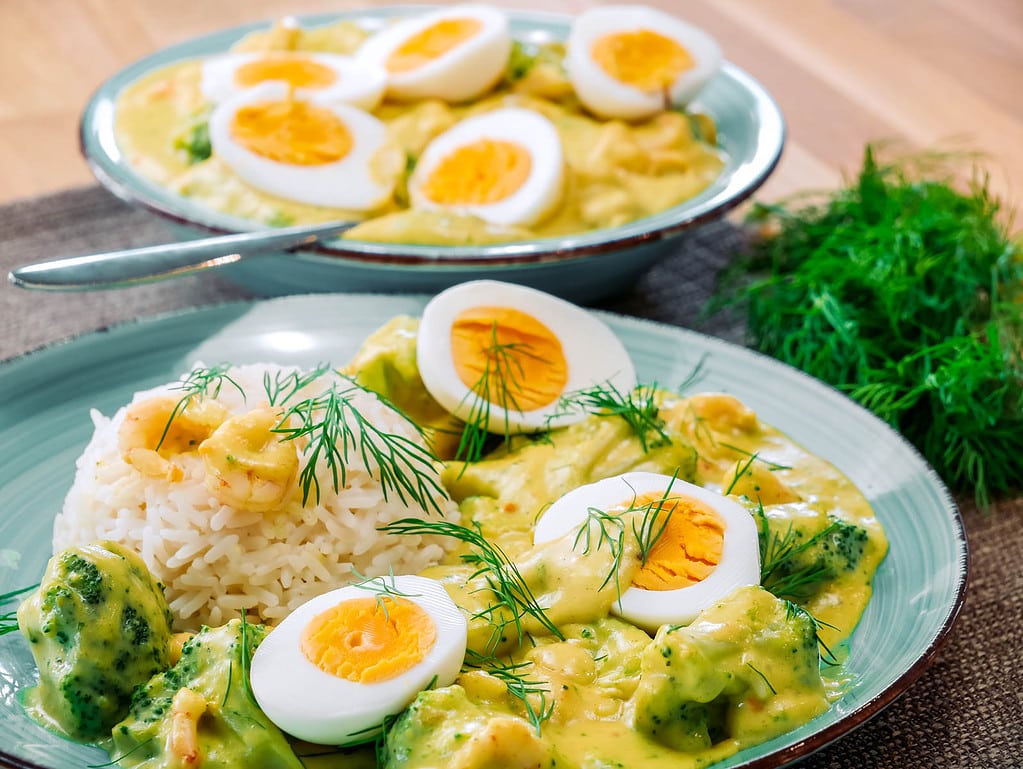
left=54, top=363, right=460, bottom=630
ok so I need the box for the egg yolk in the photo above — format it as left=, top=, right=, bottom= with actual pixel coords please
left=234, top=54, right=339, bottom=91
left=386, top=18, right=483, bottom=73
left=300, top=596, right=437, bottom=684
left=230, top=99, right=353, bottom=165
left=628, top=491, right=725, bottom=590
left=451, top=306, right=568, bottom=411
left=421, top=140, right=532, bottom=205
left=591, top=29, right=694, bottom=91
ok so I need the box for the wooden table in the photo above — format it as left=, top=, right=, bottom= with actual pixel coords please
left=0, top=0, right=1021, bottom=209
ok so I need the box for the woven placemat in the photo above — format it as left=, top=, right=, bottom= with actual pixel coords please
left=1, top=186, right=1020, bottom=768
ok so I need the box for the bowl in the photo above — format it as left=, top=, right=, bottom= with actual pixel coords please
left=79, top=6, right=785, bottom=302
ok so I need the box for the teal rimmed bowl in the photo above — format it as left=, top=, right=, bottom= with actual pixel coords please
left=78, top=6, right=784, bottom=301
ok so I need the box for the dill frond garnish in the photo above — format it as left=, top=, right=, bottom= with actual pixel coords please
left=380, top=518, right=563, bottom=648
left=454, top=323, right=551, bottom=464
left=463, top=650, right=555, bottom=734
left=555, top=381, right=670, bottom=451
left=262, top=363, right=332, bottom=407
left=710, top=146, right=1023, bottom=507
left=351, top=569, right=423, bottom=618
left=724, top=453, right=760, bottom=495
left=0, top=583, right=36, bottom=636
left=273, top=378, right=445, bottom=513
left=745, top=662, right=777, bottom=696
left=784, top=600, right=839, bottom=666
left=158, top=363, right=243, bottom=450
left=573, top=507, right=627, bottom=597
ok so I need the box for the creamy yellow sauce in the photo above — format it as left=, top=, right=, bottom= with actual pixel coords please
left=346, top=317, right=889, bottom=769
left=113, top=19, right=724, bottom=245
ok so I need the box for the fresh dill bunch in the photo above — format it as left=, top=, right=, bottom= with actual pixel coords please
left=463, top=650, right=555, bottom=734
left=0, top=584, right=37, bottom=636
left=710, top=145, right=1023, bottom=507
left=380, top=518, right=563, bottom=647
left=555, top=381, right=670, bottom=451
left=158, top=363, right=243, bottom=450
left=273, top=378, right=446, bottom=513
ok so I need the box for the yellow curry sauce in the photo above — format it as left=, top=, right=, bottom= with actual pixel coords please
left=344, top=317, right=889, bottom=769
left=113, top=20, right=724, bottom=245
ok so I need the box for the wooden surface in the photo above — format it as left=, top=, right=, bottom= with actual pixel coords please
left=0, top=0, right=1020, bottom=209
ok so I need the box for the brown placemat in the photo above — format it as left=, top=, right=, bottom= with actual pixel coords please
left=1, top=186, right=1020, bottom=768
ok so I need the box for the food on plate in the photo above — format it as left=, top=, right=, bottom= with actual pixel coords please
left=565, top=4, right=723, bottom=120
left=16, top=541, right=175, bottom=741
left=251, top=574, right=467, bottom=744
left=13, top=282, right=888, bottom=769
left=407, top=108, right=564, bottom=226
left=54, top=363, right=459, bottom=629
left=532, top=472, right=761, bottom=630
left=356, top=4, right=512, bottom=102
left=111, top=621, right=304, bottom=769
left=415, top=280, right=636, bottom=435
left=112, top=4, right=724, bottom=244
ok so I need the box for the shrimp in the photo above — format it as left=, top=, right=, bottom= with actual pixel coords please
left=199, top=407, right=299, bottom=513
left=118, top=395, right=228, bottom=480
left=167, top=686, right=206, bottom=768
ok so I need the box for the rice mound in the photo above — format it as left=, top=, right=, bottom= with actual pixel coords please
left=54, top=363, right=460, bottom=630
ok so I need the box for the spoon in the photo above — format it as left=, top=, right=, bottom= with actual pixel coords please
left=7, top=220, right=355, bottom=291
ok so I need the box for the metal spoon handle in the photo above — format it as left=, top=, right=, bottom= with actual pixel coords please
left=7, top=220, right=354, bottom=291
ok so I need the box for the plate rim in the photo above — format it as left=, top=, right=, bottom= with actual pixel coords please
left=76, top=5, right=786, bottom=268
left=0, top=294, right=968, bottom=769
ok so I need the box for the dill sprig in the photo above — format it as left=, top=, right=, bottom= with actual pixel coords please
left=710, top=146, right=1023, bottom=507
left=463, top=650, right=554, bottom=734
left=754, top=504, right=841, bottom=602
left=454, top=324, right=551, bottom=464
left=158, top=363, right=243, bottom=450
left=351, top=569, right=423, bottom=619
left=784, top=600, right=839, bottom=666
left=273, top=378, right=445, bottom=513
left=262, top=363, right=331, bottom=407
left=555, top=381, right=670, bottom=451
left=0, top=584, right=36, bottom=636
left=573, top=473, right=683, bottom=597
left=380, top=518, right=563, bottom=648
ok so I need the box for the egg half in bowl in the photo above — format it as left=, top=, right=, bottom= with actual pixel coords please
left=80, top=6, right=785, bottom=300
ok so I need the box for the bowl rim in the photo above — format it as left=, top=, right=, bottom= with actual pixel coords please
left=79, top=5, right=786, bottom=268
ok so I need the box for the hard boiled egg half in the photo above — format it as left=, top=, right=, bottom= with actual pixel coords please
left=533, top=472, right=760, bottom=632
left=250, top=575, right=467, bottom=745
left=201, top=51, right=387, bottom=111
left=208, top=81, right=400, bottom=210
left=357, top=4, right=511, bottom=102
left=566, top=5, right=722, bottom=120
left=408, top=107, right=563, bottom=227
left=416, top=280, right=637, bottom=434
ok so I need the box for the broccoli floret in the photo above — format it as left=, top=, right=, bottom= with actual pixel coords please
left=757, top=508, right=871, bottom=602
left=17, top=541, right=174, bottom=742
left=173, top=119, right=211, bottom=164
left=112, top=621, right=304, bottom=769
left=630, top=586, right=829, bottom=753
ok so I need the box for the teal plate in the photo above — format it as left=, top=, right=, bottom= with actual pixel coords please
left=0, top=295, right=966, bottom=768
left=79, top=7, right=784, bottom=301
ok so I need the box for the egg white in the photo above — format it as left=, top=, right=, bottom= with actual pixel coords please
left=416, top=280, right=637, bottom=433
left=533, top=472, right=761, bottom=632
left=357, top=4, right=511, bottom=102
left=200, top=52, right=387, bottom=111
left=250, top=575, right=467, bottom=745
left=408, top=107, right=564, bottom=227
left=566, top=5, right=722, bottom=120
left=207, top=81, right=398, bottom=210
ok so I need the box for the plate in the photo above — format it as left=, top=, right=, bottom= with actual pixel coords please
left=0, top=295, right=966, bottom=768
left=78, top=7, right=784, bottom=301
